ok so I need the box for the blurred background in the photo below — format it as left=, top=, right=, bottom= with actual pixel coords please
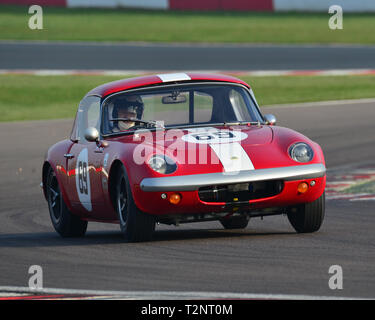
left=0, top=0, right=375, bottom=121
left=0, top=0, right=375, bottom=299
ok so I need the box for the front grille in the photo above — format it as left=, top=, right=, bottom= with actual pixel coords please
left=198, top=180, right=284, bottom=203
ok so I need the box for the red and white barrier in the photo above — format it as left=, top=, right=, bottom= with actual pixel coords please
left=0, top=0, right=169, bottom=8
left=1, top=0, right=375, bottom=11
left=168, top=0, right=273, bottom=11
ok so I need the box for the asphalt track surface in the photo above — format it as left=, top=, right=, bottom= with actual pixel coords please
left=0, top=101, right=375, bottom=299
left=1, top=41, right=375, bottom=70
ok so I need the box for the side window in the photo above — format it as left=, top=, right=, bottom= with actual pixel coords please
left=87, top=101, right=101, bottom=129
left=71, top=96, right=101, bottom=144
left=228, top=89, right=251, bottom=121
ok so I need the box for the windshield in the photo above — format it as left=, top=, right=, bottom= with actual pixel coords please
left=101, top=84, right=263, bottom=135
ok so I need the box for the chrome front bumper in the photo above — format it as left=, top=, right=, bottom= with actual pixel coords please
left=140, top=163, right=326, bottom=192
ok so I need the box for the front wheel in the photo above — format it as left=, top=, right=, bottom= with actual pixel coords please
left=287, top=192, right=325, bottom=233
left=115, top=166, right=155, bottom=242
left=46, top=167, right=87, bottom=237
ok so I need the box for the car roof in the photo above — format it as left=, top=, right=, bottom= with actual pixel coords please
left=85, top=73, right=250, bottom=98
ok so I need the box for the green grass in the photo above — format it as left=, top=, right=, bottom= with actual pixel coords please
left=0, top=75, right=123, bottom=122
left=240, top=75, right=375, bottom=106
left=342, top=180, right=375, bottom=194
left=1, top=74, right=375, bottom=122
left=1, top=5, right=375, bottom=44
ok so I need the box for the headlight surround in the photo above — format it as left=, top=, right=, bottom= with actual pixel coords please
left=147, top=155, right=177, bottom=174
left=289, top=142, right=314, bottom=163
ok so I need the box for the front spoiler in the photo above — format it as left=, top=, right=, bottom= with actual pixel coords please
left=140, top=163, right=326, bottom=192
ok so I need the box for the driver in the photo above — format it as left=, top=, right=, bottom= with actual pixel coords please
left=112, top=95, right=144, bottom=132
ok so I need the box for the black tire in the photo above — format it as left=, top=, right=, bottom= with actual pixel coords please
left=115, top=165, right=155, bottom=242
left=287, top=192, right=325, bottom=233
left=46, top=167, right=87, bottom=237
left=220, top=215, right=250, bottom=229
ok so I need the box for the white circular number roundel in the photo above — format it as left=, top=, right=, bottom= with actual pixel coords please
left=181, top=129, right=248, bottom=144
left=75, top=148, right=92, bottom=212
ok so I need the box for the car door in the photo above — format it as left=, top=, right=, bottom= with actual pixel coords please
left=65, top=96, right=105, bottom=217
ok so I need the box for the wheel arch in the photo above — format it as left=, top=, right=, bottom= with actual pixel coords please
left=108, top=159, right=126, bottom=210
left=42, top=160, right=74, bottom=212
left=42, top=161, right=52, bottom=201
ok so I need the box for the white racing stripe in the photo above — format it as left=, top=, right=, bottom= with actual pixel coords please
left=186, top=127, right=219, bottom=134
left=185, top=127, right=254, bottom=172
left=157, top=73, right=191, bottom=82
left=210, top=142, right=254, bottom=173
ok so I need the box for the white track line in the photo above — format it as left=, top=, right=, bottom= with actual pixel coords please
left=1, top=68, right=375, bottom=77
left=262, top=97, right=375, bottom=109
left=0, top=286, right=371, bottom=300
left=2, top=40, right=375, bottom=48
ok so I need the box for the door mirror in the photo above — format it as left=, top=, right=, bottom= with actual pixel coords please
left=264, top=114, right=277, bottom=126
left=84, top=127, right=99, bottom=142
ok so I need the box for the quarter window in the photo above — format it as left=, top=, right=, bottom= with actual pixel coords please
left=71, top=96, right=101, bottom=144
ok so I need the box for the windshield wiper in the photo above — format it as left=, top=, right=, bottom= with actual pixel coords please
left=221, top=121, right=263, bottom=126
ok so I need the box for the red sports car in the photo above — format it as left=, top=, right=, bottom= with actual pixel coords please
left=42, top=73, right=326, bottom=242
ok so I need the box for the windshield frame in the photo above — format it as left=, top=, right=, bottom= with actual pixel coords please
left=100, top=81, right=265, bottom=138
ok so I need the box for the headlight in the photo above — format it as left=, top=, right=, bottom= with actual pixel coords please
left=148, top=155, right=177, bottom=174
left=289, top=142, right=314, bottom=163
